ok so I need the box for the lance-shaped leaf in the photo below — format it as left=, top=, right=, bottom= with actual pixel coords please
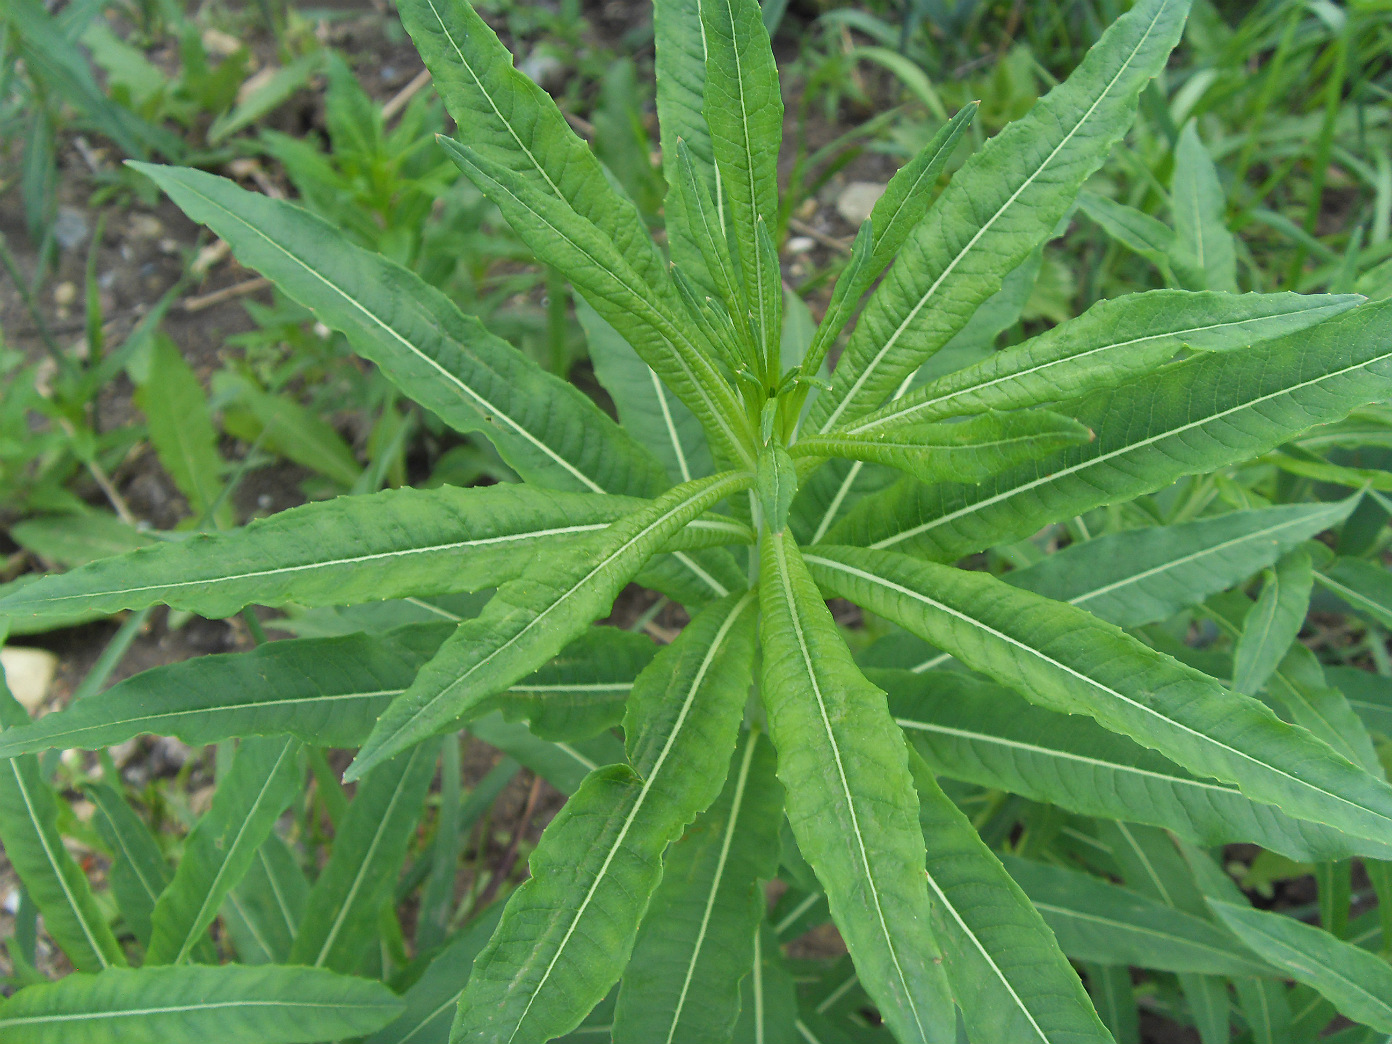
left=613, top=731, right=783, bottom=1044
left=759, top=531, right=953, bottom=1044
left=656, top=0, right=722, bottom=291
left=147, top=736, right=304, bottom=965
left=791, top=410, right=1091, bottom=487
left=1330, top=666, right=1392, bottom=740
left=1315, top=557, right=1392, bottom=629
left=700, top=0, right=782, bottom=366
left=0, top=684, right=123, bottom=972
left=1001, top=857, right=1273, bottom=976
left=291, top=739, right=438, bottom=973
left=349, top=470, right=752, bottom=779
left=907, top=750, right=1113, bottom=1044
left=440, top=138, right=756, bottom=470
left=670, top=141, right=747, bottom=337
left=136, top=335, right=230, bottom=527
left=1006, top=498, right=1357, bottom=628
left=395, top=0, right=667, bottom=292
left=0, top=964, right=404, bottom=1044
left=806, top=547, right=1392, bottom=854
left=845, top=291, right=1361, bottom=433
left=833, top=297, right=1392, bottom=558
left=1212, top=901, right=1392, bottom=1032
left=0, top=484, right=750, bottom=625
left=489, top=626, right=657, bottom=741
left=1171, top=123, right=1237, bottom=292
left=801, top=105, right=978, bottom=377
left=1078, top=190, right=1178, bottom=277
left=732, top=925, right=799, bottom=1043
left=84, top=782, right=172, bottom=951
left=1205, top=592, right=1383, bottom=778
left=1096, top=822, right=1232, bottom=1044
left=884, top=669, right=1392, bottom=863
left=791, top=458, right=900, bottom=546
left=0, top=626, right=450, bottom=759
left=1233, top=548, right=1312, bottom=695
left=806, top=0, right=1189, bottom=434
left=581, top=298, right=714, bottom=485
left=468, top=713, right=623, bottom=796
left=128, top=163, right=667, bottom=498
left=451, top=591, right=758, bottom=1044
left=365, top=903, right=506, bottom=1044
left=223, top=836, right=309, bottom=966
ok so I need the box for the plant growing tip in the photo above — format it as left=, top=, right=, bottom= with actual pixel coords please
left=12, top=0, right=1392, bottom=1040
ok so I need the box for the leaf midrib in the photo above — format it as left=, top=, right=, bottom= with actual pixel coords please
left=920, top=866, right=1050, bottom=1042
left=770, top=533, right=929, bottom=1043
left=818, top=0, right=1171, bottom=433
left=459, top=153, right=753, bottom=469
left=171, top=738, right=297, bottom=964
left=872, top=345, right=1392, bottom=550
left=809, top=553, right=1392, bottom=836
left=157, top=176, right=605, bottom=493
left=847, top=306, right=1344, bottom=435
left=508, top=590, right=754, bottom=1041
left=664, top=731, right=759, bottom=1044
left=8, top=759, right=111, bottom=968
left=368, top=473, right=746, bottom=761
left=0, top=998, right=392, bottom=1026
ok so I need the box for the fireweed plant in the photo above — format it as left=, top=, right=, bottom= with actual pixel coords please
left=4, top=0, right=1392, bottom=1040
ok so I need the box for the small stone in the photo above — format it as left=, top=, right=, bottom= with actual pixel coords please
left=53, top=206, right=89, bottom=250
left=201, top=28, right=242, bottom=56
left=52, top=281, right=77, bottom=307
left=787, top=236, right=816, bottom=254
left=518, top=50, right=565, bottom=91
left=0, top=647, right=59, bottom=713
left=836, top=181, right=887, bottom=226
left=128, top=214, right=164, bottom=239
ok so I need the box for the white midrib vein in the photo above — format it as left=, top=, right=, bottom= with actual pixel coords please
left=915, top=508, right=1347, bottom=674
left=665, top=731, right=759, bottom=1043
left=462, top=157, right=752, bottom=468
left=0, top=690, right=403, bottom=754
left=806, top=554, right=1392, bottom=833
left=1112, top=820, right=1175, bottom=907
left=873, top=346, right=1392, bottom=549
left=8, top=759, right=110, bottom=968
left=717, top=0, right=772, bottom=357
left=1235, top=567, right=1286, bottom=691
left=846, top=308, right=1343, bottom=435
left=169, top=180, right=603, bottom=494
left=314, top=743, right=429, bottom=967
left=507, top=591, right=755, bottom=1041
left=817, top=2, right=1169, bottom=434
left=1238, top=924, right=1391, bottom=1012
left=1029, top=902, right=1256, bottom=963
left=809, top=460, right=864, bottom=545
left=894, top=718, right=1251, bottom=795
left=18, top=522, right=616, bottom=609
left=1314, top=571, right=1391, bottom=625
left=174, top=739, right=297, bottom=964
left=1070, top=509, right=1340, bottom=607
left=919, top=868, right=1049, bottom=1042
left=259, top=847, right=298, bottom=941
left=0, top=998, right=388, bottom=1027
left=771, top=534, right=928, bottom=1042
left=650, top=368, right=693, bottom=482
left=373, top=473, right=746, bottom=758
left=800, top=432, right=1063, bottom=455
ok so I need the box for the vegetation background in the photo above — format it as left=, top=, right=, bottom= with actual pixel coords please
left=1, top=0, right=1391, bottom=1040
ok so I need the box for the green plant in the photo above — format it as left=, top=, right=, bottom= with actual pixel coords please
left=5, top=0, right=1392, bottom=1041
